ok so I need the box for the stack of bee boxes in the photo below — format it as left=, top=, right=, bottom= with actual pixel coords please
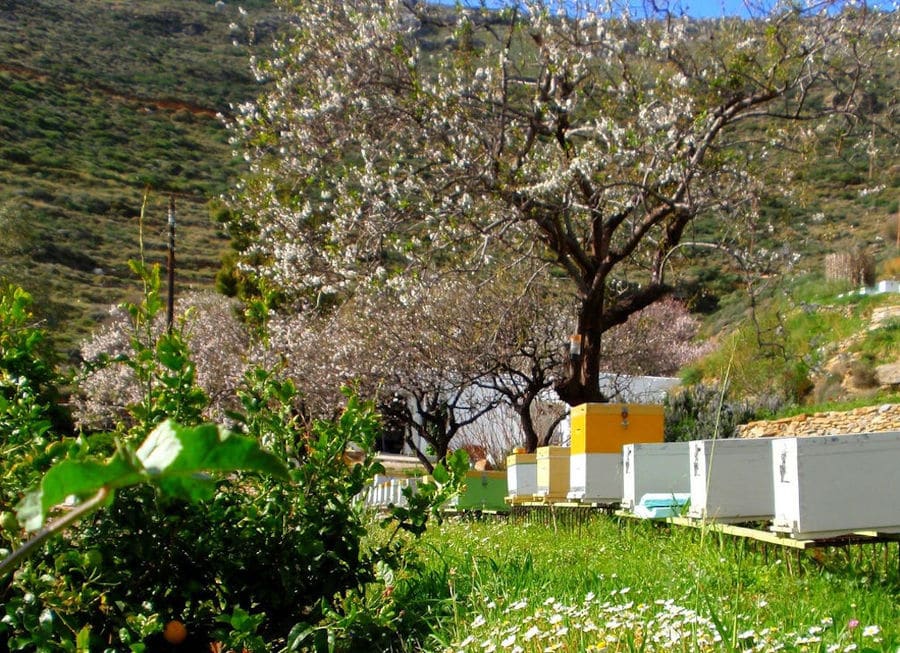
left=621, top=441, right=691, bottom=510
left=568, top=403, right=664, bottom=504
left=688, top=437, right=774, bottom=523
left=506, top=450, right=538, bottom=503
left=535, top=446, right=571, bottom=501
left=771, top=431, right=900, bottom=539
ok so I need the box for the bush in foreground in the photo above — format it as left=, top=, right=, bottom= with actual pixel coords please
left=0, top=273, right=463, bottom=651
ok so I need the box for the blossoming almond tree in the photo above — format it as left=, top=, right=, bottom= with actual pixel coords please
left=352, top=275, right=508, bottom=466
left=475, top=269, right=572, bottom=453
left=228, top=0, right=890, bottom=406
left=254, top=273, right=507, bottom=464
left=75, top=291, right=249, bottom=431
left=603, top=297, right=714, bottom=377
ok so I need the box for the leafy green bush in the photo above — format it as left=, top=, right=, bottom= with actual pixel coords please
left=851, top=318, right=899, bottom=365
left=664, top=384, right=779, bottom=442
left=0, top=283, right=70, bottom=516
left=3, top=380, right=459, bottom=651
left=1, top=267, right=464, bottom=651
left=1, top=417, right=290, bottom=651
left=0, top=284, right=59, bottom=398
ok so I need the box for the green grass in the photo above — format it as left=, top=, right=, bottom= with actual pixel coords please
left=407, top=516, right=899, bottom=652
left=777, top=393, right=900, bottom=418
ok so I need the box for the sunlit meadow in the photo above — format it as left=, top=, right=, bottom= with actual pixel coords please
left=407, top=516, right=899, bottom=652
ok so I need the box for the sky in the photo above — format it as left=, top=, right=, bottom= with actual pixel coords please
left=655, top=0, right=756, bottom=17
left=633, top=0, right=897, bottom=18
left=627, top=0, right=756, bottom=17
left=434, top=0, right=896, bottom=19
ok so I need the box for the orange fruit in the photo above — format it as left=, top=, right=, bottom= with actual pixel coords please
left=163, top=619, right=188, bottom=645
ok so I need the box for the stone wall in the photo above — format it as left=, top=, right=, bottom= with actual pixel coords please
left=737, top=403, right=900, bottom=438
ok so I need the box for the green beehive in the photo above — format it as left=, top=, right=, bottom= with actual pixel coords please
left=455, top=470, right=509, bottom=511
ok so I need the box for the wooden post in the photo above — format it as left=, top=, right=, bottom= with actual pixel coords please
left=167, top=196, right=176, bottom=333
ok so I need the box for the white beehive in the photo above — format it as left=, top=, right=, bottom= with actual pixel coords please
left=621, top=441, right=690, bottom=510
left=568, top=452, right=622, bottom=504
left=688, top=437, right=774, bottom=523
left=771, top=431, right=900, bottom=539
left=506, top=452, right=538, bottom=498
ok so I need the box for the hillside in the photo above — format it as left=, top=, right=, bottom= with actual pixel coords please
left=0, top=0, right=898, bottom=367
left=0, top=0, right=282, bottom=356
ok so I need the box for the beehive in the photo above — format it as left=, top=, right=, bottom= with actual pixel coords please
left=506, top=452, right=537, bottom=498
left=621, top=441, right=690, bottom=510
left=570, top=403, right=664, bottom=454
left=633, top=492, right=691, bottom=519
left=771, top=431, right=900, bottom=539
left=688, top=437, right=774, bottom=523
left=455, top=470, right=508, bottom=511
left=568, top=452, right=621, bottom=503
left=536, top=446, right=570, bottom=500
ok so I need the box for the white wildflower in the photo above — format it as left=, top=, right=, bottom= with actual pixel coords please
left=862, top=625, right=880, bottom=637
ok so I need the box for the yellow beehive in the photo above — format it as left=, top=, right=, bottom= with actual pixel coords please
left=536, top=446, right=570, bottom=499
left=506, top=452, right=536, bottom=468
left=570, top=403, right=664, bottom=454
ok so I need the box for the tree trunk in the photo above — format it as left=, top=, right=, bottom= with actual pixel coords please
left=554, top=326, right=607, bottom=407
left=405, top=433, right=434, bottom=473
left=517, top=391, right=540, bottom=453
left=554, top=282, right=672, bottom=406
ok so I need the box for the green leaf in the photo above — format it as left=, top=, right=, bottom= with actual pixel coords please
left=75, top=626, right=91, bottom=653
left=156, top=338, right=187, bottom=371
left=136, top=420, right=290, bottom=481
left=17, top=420, right=289, bottom=531
left=18, top=453, right=139, bottom=531
left=447, top=449, right=470, bottom=478
left=432, top=462, right=450, bottom=485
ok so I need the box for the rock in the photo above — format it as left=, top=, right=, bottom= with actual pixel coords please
left=870, top=305, right=900, bottom=329
left=875, top=362, right=900, bottom=387
left=737, top=403, right=900, bottom=438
